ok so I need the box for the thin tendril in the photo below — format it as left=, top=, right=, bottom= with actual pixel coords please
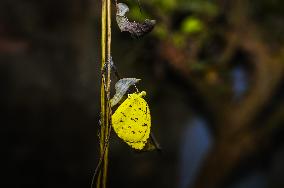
left=91, top=67, right=113, bottom=188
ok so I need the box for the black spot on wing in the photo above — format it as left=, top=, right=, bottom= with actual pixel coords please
left=131, top=117, right=137, bottom=122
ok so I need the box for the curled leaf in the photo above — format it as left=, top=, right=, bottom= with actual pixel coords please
left=116, top=3, right=156, bottom=38
left=110, top=78, right=141, bottom=107
left=116, top=3, right=129, bottom=17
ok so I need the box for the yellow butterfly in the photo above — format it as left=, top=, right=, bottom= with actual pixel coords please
left=112, top=91, right=151, bottom=150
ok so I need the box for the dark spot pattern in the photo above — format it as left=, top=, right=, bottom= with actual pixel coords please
left=111, top=92, right=151, bottom=149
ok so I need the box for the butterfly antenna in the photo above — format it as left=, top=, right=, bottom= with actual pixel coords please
left=133, top=84, right=139, bottom=92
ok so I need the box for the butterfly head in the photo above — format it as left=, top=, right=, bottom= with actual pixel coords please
left=139, top=91, right=146, bottom=97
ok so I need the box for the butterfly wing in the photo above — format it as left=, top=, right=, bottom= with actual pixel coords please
left=112, top=92, right=151, bottom=150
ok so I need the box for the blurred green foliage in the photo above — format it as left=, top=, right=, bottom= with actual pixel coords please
left=125, top=0, right=216, bottom=49
left=151, top=0, right=177, bottom=13
left=180, top=16, right=204, bottom=34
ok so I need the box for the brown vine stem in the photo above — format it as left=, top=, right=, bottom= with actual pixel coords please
left=102, top=0, right=112, bottom=186
left=96, top=0, right=106, bottom=186
left=96, top=0, right=111, bottom=187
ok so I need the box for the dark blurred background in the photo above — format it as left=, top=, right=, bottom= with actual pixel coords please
left=1, top=0, right=284, bottom=188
